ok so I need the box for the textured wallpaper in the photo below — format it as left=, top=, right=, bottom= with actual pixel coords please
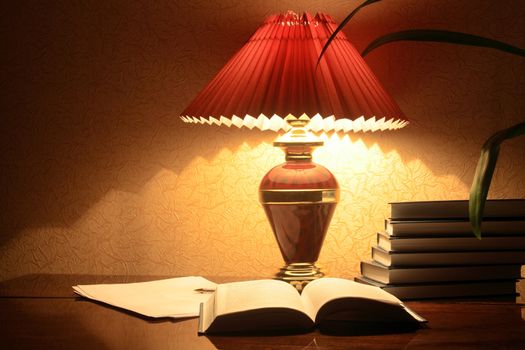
left=1, top=0, right=525, bottom=281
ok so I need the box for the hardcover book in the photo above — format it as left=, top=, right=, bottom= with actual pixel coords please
left=361, top=260, right=523, bottom=284
left=198, top=278, right=426, bottom=334
left=389, top=199, right=525, bottom=220
left=355, top=276, right=518, bottom=300
left=385, top=219, right=525, bottom=237
left=372, top=246, right=525, bottom=267
left=376, top=232, right=525, bottom=252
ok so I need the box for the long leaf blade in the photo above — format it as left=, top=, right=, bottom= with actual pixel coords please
left=469, top=145, right=500, bottom=239
left=469, top=122, right=525, bottom=238
left=361, top=29, right=525, bottom=58
left=317, top=0, right=382, bottom=67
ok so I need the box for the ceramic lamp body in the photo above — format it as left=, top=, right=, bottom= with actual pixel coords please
left=259, top=147, right=339, bottom=289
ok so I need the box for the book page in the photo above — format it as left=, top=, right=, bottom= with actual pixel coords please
left=214, top=279, right=313, bottom=320
left=301, top=278, right=401, bottom=317
left=73, top=276, right=217, bottom=318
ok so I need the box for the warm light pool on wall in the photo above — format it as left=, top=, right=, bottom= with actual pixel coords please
left=181, top=11, right=408, bottom=290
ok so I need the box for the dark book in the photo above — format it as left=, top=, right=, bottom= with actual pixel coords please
left=372, top=246, right=525, bottom=267
left=389, top=199, right=525, bottom=220
left=355, top=276, right=518, bottom=300
left=377, top=232, right=525, bottom=252
left=198, top=278, right=425, bottom=334
left=385, top=219, right=525, bottom=237
left=361, top=260, right=523, bottom=284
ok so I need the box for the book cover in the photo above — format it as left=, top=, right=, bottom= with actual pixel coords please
left=385, top=219, right=525, bottom=237
left=355, top=276, right=518, bottom=300
left=377, top=232, right=525, bottom=252
left=361, top=260, right=523, bottom=284
left=389, top=199, right=525, bottom=220
left=372, top=246, right=525, bottom=267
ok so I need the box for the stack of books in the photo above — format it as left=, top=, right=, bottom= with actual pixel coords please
left=355, top=199, right=525, bottom=299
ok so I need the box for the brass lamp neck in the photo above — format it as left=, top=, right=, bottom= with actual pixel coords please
left=273, top=116, right=323, bottom=161
left=284, top=146, right=313, bottom=161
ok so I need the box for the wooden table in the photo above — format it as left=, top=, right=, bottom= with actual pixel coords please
left=1, top=274, right=524, bottom=349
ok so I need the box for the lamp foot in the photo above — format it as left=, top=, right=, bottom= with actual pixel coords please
left=275, top=263, right=324, bottom=292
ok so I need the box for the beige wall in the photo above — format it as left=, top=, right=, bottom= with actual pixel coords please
left=2, top=0, right=524, bottom=281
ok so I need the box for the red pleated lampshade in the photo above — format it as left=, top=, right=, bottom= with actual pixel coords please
left=181, top=11, right=408, bottom=133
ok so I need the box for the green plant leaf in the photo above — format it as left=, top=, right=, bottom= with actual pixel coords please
left=317, top=0, right=382, bottom=67
left=469, top=122, right=525, bottom=238
left=361, top=29, right=525, bottom=58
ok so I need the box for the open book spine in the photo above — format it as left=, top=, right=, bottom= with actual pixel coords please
left=198, top=293, right=216, bottom=334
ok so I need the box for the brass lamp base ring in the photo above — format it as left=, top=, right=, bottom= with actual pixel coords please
left=275, top=263, right=324, bottom=292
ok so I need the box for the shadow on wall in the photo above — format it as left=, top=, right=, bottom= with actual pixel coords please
left=1, top=0, right=524, bottom=246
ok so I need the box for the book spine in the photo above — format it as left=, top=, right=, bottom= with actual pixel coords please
left=355, top=276, right=517, bottom=300
left=372, top=246, right=525, bottom=267
left=385, top=219, right=525, bottom=237
left=390, top=200, right=525, bottom=220
left=378, top=232, right=525, bottom=252
left=363, top=262, right=522, bottom=284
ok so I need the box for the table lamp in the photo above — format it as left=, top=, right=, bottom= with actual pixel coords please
left=181, top=11, right=408, bottom=289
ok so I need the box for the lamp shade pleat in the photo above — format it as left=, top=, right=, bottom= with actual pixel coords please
left=181, top=11, right=408, bottom=132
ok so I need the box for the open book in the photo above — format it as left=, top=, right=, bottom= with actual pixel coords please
left=198, top=278, right=426, bottom=334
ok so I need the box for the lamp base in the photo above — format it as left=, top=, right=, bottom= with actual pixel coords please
left=260, top=124, right=339, bottom=293
left=276, top=263, right=324, bottom=291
